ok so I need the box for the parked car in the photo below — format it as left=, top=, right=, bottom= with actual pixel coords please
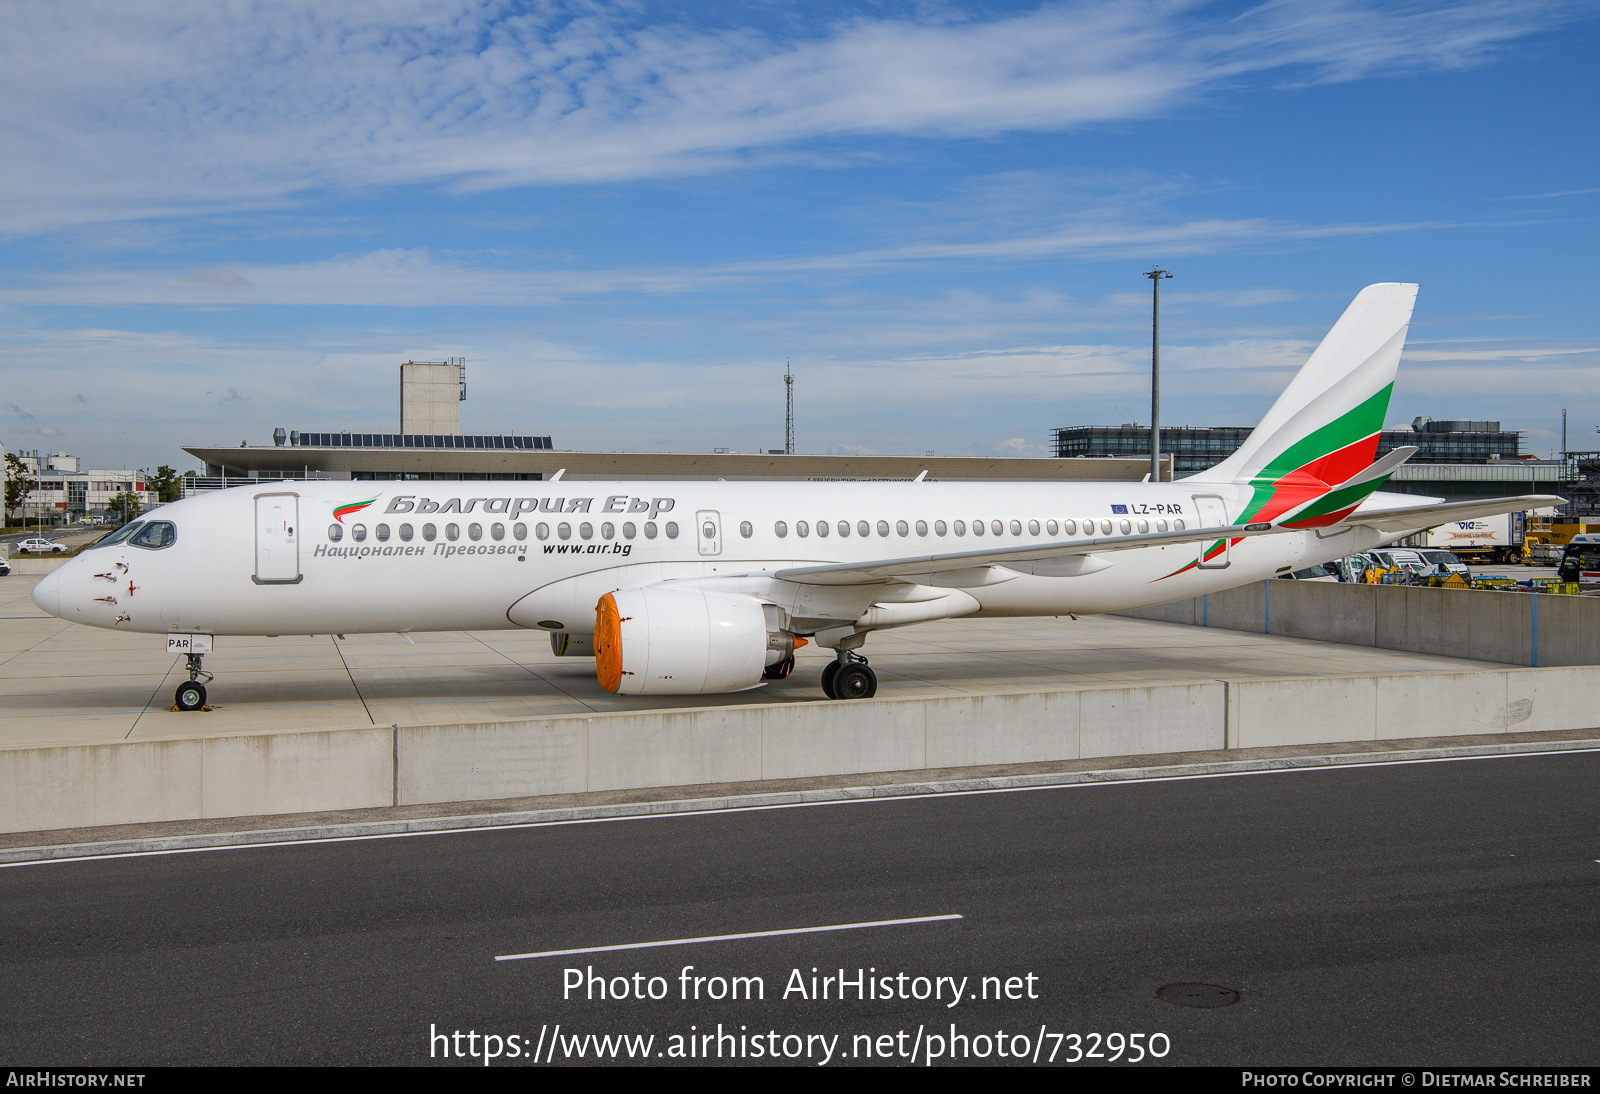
left=0, top=557, right=10, bottom=577
left=1276, top=563, right=1339, bottom=581
left=14, top=537, right=67, bottom=554
left=1417, top=549, right=1470, bottom=577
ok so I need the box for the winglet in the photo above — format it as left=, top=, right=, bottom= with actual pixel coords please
left=913, top=470, right=928, bottom=483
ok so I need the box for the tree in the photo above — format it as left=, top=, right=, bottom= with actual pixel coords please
left=4, top=452, right=35, bottom=524
left=106, top=492, right=142, bottom=526
left=149, top=465, right=181, bottom=504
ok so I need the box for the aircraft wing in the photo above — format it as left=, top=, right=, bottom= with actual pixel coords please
left=1341, top=494, right=1565, bottom=535
left=771, top=520, right=1284, bottom=586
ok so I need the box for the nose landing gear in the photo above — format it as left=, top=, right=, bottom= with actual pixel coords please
left=821, top=650, right=877, bottom=700
left=173, top=653, right=213, bottom=712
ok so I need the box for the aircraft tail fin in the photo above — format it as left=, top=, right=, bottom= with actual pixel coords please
left=1189, top=282, right=1418, bottom=526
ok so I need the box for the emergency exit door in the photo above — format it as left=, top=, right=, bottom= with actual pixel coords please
left=697, top=510, right=722, bottom=556
left=1192, top=494, right=1231, bottom=569
left=254, top=493, right=302, bottom=584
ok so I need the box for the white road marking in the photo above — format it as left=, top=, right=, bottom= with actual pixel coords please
left=494, top=914, right=962, bottom=962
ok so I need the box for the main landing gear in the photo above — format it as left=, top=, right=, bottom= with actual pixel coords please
left=173, top=653, right=213, bottom=712
left=821, top=650, right=877, bottom=700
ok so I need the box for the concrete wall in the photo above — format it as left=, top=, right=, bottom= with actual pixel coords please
left=1119, top=580, right=1600, bottom=668
left=5, top=666, right=1599, bottom=834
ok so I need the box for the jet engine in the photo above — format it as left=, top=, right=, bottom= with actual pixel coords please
left=595, top=588, right=798, bottom=695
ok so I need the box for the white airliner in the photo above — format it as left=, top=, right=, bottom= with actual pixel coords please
left=32, top=283, right=1558, bottom=709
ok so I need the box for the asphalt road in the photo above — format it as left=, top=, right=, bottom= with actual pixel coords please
left=2, top=751, right=1598, bottom=1067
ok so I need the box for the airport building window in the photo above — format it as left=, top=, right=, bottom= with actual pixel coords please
left=328, top=523, right=342, bottom=542
left=514, top=523, right=527, bottom=541
left=492, top=523, right=506, bottom=541
left=352, top=524, right=367, bottom=542
left=376, top=523, right=391, bottom=542
left=423, top=523, right=437, bottom=541
left=740, top=521, right=753, bottom=538
left=934, top=520, right=947, bottom=536
left=399, top=523, right=413, bottom=542
left=644, top=522, right=656, bottom=539
left=600, top=522, right=613, bottom=540
left=665, top=522, right=679, bottom=539
left=446, top=523, right=460, bottom=541
left=897, top=520, right=909, bottom=537
left=774, top=521, right=787, bottom=538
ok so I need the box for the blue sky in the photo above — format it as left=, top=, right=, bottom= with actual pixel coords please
left=1, top=0, right=1596, bottom=471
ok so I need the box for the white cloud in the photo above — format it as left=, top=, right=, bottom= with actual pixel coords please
left=0, top=0, right=1581, bottom=233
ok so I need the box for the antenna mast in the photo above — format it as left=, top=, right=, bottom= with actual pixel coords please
left=785, top=360, right=794, bottom=455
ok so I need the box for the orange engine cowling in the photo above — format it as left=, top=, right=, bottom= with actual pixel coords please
left=595, top=587, right=771, bottom=695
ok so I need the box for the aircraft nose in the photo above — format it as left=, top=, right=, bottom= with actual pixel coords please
left=30, top=567, right=61, bottom=618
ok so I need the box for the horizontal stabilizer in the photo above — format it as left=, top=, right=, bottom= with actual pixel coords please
left=1346, top=495, right=1565, bottom=535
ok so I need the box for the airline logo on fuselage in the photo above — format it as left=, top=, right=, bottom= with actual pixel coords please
left=382, top=494, right=677, bottom=518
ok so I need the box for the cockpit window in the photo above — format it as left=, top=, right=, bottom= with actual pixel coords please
left=90, top=521, right=145, bottom=549
left=129, top=521, right=177, bottom=550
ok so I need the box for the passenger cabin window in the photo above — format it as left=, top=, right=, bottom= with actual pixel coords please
left=837, top=521, right=850, bottom=537
left=579, top=523, right=593, bottom=540
left=351, top=524, right=367, bottom=542
left=129, top=521, right=176, bottom=550
left=1046, top=520, right=1058, bottom=536
left=665, top=522, right=679, bottom=539
left=1156, top=519, right=1168, bottom=532
left=934, top=520, right=947, bottom=536
left=534, top=523, right=548, bottom=540
left=993, top=520, right=1004, bottom=536
left=515, top=523, right=529, bottom=541
left=1062, top=519, right=1076, bottom=535
left=775, top=521, right=788, bottom=538
left=327, top=523, right=343, bottom=542
left=1099, top=519, right=1112, bottom=535
left=953, top=520, right=965, bottom=536
left=600, top=523, right=613, bottom=540
left=556, top=523, right=570, bottom=540
left=424, top=523, right=438, bottom=541
left=916, top=520, right=928, bottom=536
left=644, top=522, right=657, bottom=539
left=857, top=520, right=870, bottom=537
left=493, top=523, right=507, bottom=541
left=1137, top=519, right=1149, bottom=534
left=796, top=521, right=809, bottom=537
left=897, top=520, right=909, bottom=537
left=620, top=523, right=634, bottom=539
left=877, top=520, right=890, bottom=537
left=376, top=523, right=390, bottom=542
left=972, top=520, right=984, bottom=536
left=399, top=523, right=414, bottom=542
left=740, top=521, right=753, bottom=538
left=816, top=521, right=828, bottom=538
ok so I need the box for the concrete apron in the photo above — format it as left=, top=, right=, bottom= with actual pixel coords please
left=3, top=663, right=1598, bottom=836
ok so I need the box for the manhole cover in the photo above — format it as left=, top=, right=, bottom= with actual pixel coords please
left=1156, top=983, right=1240, bottom=1008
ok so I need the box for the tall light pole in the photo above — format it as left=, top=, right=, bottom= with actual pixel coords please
left=1144, top=266, right=1172, bottom=482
